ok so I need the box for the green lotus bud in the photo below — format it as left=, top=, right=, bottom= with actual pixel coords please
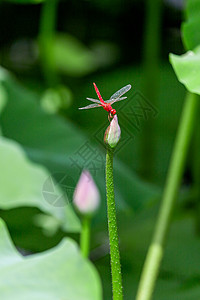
left=104, top=115, right=121, bottom=148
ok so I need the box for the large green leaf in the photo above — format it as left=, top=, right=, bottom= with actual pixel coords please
left=182, top=0, right=200, bottom=50
left=0, top=136, right=80, bottom=232
left=185, top=0, right=200, bottom=19
left=0, top=67, right=160, bottom=225
left=54, top=33, right=97, bottom=77
left=0, top=218, right=102, bottom=300
left=169, top=47, right=200, bottom=95
left=182, top=16, right=200, bottom=50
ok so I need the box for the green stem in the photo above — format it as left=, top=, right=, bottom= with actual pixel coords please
left=136, top=92, right=199, bottom=300
left=143, top=0, right=162, bottom=66
left=140, top=0, right=163, bottom=178
left=192, top=103, right=200, bottom=233
left=106, top=147, right=123, bottom=300
left=39, top=0, right=59, bottom=86
left=80, top=215, right=91, bottom=258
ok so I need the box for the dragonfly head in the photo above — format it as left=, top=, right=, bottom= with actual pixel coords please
left=111, top=108, right=116, bottom=116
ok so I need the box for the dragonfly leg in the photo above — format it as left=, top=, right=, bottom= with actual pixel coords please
left=108, top=112, right=113, bottom=122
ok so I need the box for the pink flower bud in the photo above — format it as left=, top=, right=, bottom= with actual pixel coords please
left=73, top=170, right=100, bottom=215
left=104, top=115, right=121, bottom=148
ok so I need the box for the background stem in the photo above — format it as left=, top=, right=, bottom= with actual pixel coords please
left=106, top=147, right=123, bottom=300
left=80, top=215, right=91, bottom=258
left=140, top=0, right=162, bottom=178
left=39, top=0, right=59, bottom=86
left=191, top=103, right=200, bottom=234
left=136, top=92, right=199, bottom=300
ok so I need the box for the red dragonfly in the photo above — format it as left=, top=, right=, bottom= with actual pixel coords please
left=79, top=83, right=131, bottom=120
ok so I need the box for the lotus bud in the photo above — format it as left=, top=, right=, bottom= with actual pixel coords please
left=104, top=115, right=121, bottom=148
left=73, top=170, right=100, bottom=215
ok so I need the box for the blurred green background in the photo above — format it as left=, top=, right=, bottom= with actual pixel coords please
left=1, top=0, right=200, bottom=299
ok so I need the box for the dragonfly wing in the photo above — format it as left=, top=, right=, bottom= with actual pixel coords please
left=104, top=97, right=127, bottom=104
left=79, top=103, right=102, bottom=110
left=86, top=98, right=101, bottom=104
left=110, top=84, right=131, bottom=100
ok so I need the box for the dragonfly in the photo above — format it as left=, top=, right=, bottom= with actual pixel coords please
left=79, top=82, right=132, bottom=121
